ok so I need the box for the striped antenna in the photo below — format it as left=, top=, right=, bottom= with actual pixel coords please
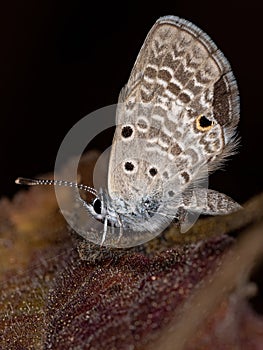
left=15, top=177, right=97, bottom=196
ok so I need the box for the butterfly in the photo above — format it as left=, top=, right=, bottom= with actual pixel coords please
left=16, top=16, right=241, bottom=247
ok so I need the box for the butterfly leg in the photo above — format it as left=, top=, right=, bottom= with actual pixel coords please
left=116, top=216, right=123, bottom=244
left=101, top=217, right=108, bottom=246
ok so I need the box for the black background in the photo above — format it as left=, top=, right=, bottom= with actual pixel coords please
left=1, top=0, right=262, bottom=202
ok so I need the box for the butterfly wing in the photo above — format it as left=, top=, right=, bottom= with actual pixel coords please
left=108, top=16, right=240, bottom=218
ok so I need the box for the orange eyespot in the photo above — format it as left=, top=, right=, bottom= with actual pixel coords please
left=196, top=115, right=214, bottom=131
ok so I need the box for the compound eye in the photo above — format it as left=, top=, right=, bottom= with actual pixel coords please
left=92, top=198, right=102, bottom=215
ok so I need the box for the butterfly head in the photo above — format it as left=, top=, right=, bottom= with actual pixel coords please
left=85, top=187, right=163, bottom=232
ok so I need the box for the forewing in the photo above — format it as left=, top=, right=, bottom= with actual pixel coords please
left=108, top=16, right=239, bottom=200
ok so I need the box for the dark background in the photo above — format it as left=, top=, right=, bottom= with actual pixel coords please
left=1, top=1, right=262, bottom=201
